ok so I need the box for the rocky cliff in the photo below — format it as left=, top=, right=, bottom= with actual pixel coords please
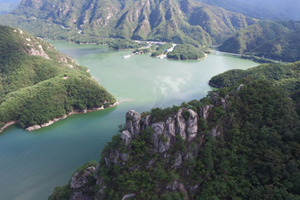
left=49, top=79, right=300, bottom=200
left=0, top=0, right=257, bottom=45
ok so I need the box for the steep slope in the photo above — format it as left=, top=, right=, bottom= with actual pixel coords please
left=219, top=20, right=300, bottom=62
left=250, top=29, right=300, bottom=62
left=209, top=61, right=300, bottom=93
left=49, top=80, right=300, bottom=199
left=0, top=0, right=257, bottom=45
left=0, top=25, right=116, bottom=132
left=219, top=21, right=292, bottom=54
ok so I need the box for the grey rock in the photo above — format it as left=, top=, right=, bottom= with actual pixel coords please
left=237, top=84, right=244, bottom=91
left=187, top=109, right=198, bottom=142
left=104, top=157, right=111, bottom=167
left=172, top=153, right=182, bottom=168
left=221, top=98, right=227, bottom=109
left=179, top=183, right=189, bottom=200
left=122, top=130, right=132, bottom=147
left=158, top=133, right=170, bottom=153
left=189, top=184, right=200, bottom=194
left=166, top=117, right=176, bottom=144
left=122, top=194, right=135, bottom=200
left=200, top=105, right=210, bottom=120
left=121, top=153, right=129, bottom=162
left=172, top=180, right=179, bottom=191
left=70, top=167, right=95, bottom=190
left=183, top=152, right=193, bottom=161
left=125, top=110, right=141, bottom=138
left=211, top=125, right=222, bottom=137
left=151, top=122, right=165, bottom=150
left=142, top=115, right=151, bottom=130
left=176, top=109, right=187, bottom=141
left=26, top=125, right=41, bottom=131
left=147, top=158, right=156, bottom=168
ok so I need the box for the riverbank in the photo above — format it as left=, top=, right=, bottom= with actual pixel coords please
left=0, top=102, right=119, bottom=133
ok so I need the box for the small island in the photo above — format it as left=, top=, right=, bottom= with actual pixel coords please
left=167, top=44, right=206, bottom=60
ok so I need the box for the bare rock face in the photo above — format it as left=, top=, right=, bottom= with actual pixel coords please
left=158, top=133, right=170, bottom=153
left=211, top=125, right=222, bottom=137
left=141, top=115, right=151, bottom=130
left=122, top=194, right=135, bottom=200
left=187, top=109, right=198, bottom=142
left=200, top=105, right=210, bottom=120
left=166, top=117, right=176, bottom=144
left=176, top=108, right=187, bottom=141
left=122, top=130, right=132, bottom=147
left=172, top=152, right=183, bottom=168
left=237, top=84, right=244, bottom=91
left=151, top=122, right=165, bottom=151
left=70, top=167, right=95, bottom=190
left=125, top=110, right=141, bottom=138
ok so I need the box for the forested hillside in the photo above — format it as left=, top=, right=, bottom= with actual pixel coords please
left=49, top=79, right=300, bottom=199
left=209, top=61, right=300, bottom=92
left=0, top=0, right=257, bottom=46
left=0, top=25, right=116, bottom=131
left=219, top=21, right=300, bottom=62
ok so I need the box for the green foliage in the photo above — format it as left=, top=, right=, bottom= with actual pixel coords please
left=48, top=185, right=72, bottom=200
left=209, top=61, right=300, bottom=93
left=167, top=44, right=205, bottom=60
left=0, top=25, right=116, bottom=129
left=219, top=21, right=300, bottom=62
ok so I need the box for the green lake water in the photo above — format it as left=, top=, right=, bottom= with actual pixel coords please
left=0, top=41, right=258, bottom=200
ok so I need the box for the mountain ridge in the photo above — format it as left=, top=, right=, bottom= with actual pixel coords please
left=0, top=0, right=258, bottom=46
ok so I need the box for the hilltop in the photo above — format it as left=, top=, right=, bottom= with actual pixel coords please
left=0, top=25, right=116, bottom=132
left=0, top=0, right=257, bottom=46
left=219, top=21, right=300, bottom=62
left=49, top=79, right=300, bottom=199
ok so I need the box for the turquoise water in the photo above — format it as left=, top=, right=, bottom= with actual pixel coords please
left=0, top=41, right=258, bottom=200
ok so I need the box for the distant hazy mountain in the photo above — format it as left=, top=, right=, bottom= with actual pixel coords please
left=0, top=0, right=20, bottom=15
left=0, top=0, right=257, bottom=46
left=197, top=0, right=300, bottom=20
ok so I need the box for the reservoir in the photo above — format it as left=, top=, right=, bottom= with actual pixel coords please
left=0, top=41, right=258, bottom=200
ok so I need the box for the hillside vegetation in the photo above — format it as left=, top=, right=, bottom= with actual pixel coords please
left=167, top=44, right=205, bottom=60
left=49, top=79, right=300, bottom=199
left=219, top=21, right=300, bottom=62
left=0, top=25, right=116, bottom=130
left=0, top=0, right=257, bottom=46
left=209, top=61, right=300, bottom=93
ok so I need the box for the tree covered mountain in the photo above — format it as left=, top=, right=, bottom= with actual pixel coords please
left=209, top=61, right=300, bottom=93
left=0, top=25, right=116, bottom=131
left=0, top=0, right=257, bottom=46
left=49, top=79, right=300, bottom=199
left=219, top=21, right=300, bottom=62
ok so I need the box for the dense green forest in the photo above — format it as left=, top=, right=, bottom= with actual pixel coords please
left=0, top=25, right=116, bottom=130
left=167, top=44, right=205, bottom=60
left=209, top=61, right=300, bottom=93
left=49, top=79, right=300, bottom=199
left=219, top=21, right=300, bottom=62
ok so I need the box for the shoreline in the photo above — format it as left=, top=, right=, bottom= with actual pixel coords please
left=0, top=102, right=119, bottom=133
